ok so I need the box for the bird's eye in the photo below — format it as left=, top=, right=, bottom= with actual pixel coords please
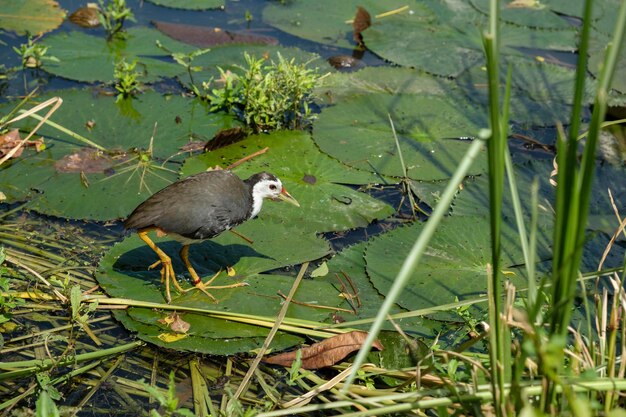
left=269, top=184, right=277, bottom=191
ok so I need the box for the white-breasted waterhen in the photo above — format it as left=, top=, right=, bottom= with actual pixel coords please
left=124, top=170, right=299, bottom=303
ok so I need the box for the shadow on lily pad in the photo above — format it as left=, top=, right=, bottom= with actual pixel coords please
left=115, top=239, right=272, bottom=282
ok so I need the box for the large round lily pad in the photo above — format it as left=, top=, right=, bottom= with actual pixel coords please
left=182, top=131, right=395, bottom=234
left=456, top=57, right=595, bottom=126
left=97, top=221, right=331, bottom=306
left=41, top=27, right=196, bottom=83
left=470, top=0, right=574, bottom=30
left=314, top=66, right=455, bottom=105
left=364, top=216, right=547, bottom=314
left=314, top=94, right=487, bottom=180
left=0, top=90, right=239, bottom=220
left=361, top=0, right=577, bottom=77
left=144, top=0, right=223, bottom=10
left=0, top=0, right=66, bottom=35
left=97, top=212, right=339, bottom=354
left=262, top=0, right=430, bottom=50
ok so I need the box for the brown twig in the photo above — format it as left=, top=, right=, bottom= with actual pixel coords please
left=225, top=147, right=269, bottom=170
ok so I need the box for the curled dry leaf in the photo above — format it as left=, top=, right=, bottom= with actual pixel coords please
left=352, top=6, right=371, bottom=44
left=0, top=129, right=45, bottom=158
left=327, top=55, right=365, bottom=71
left=157, top=312, right=191, bottom=334
left=69, top=5, right=101, bottom=28
left=152, top=21, right=278, bottom=47
left=54, top=148, right=115, bottom=173
left=204, top=127, right=247, bottom=152
left=263, top=330, right=383, bottom=369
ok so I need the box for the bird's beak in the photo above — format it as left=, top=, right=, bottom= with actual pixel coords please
left=275, top=187, right=300, bottom=207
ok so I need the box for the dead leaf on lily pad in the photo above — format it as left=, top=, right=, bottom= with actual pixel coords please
left=157, top=312, right=191, bottom=334
left=263, top=330, right=383, bottom=369
left=0, top=129, right=45, bottom=158
left=54, top=148, right=118, bottom=173
left=352, top=6, right=371, bottom=44
left=69, top=4, right=101, bottom=28
left=152, top=21, right=278, bottom=47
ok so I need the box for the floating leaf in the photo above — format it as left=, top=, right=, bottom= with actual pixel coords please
left=262, top=0, right=431, bottom=50
left=365, top=217, right=550, bottom=315
left=153, top=21, right=278, bottom=47
left=315, top=67, right=454, bottom=104
left=263, top=331, right=383, bottom=369
left=144, top=0, right=224, bottom=10
left=97, top=227, right=350, bottom=354
left=456, top=56, right=594, bottom=126
left=0, top=90, right=239, bottom=220
left=362, top=0, right=577, bottom=77
left=97, top=221, right=331, bottom=305
left=0, top=0, right=66, bottom=35
left=314, top=94, right=487, bottom=180
left=182, top=131, right=394, bottom=234
left=41, top=27, right=196, bottom=83
left=470, top=0, right=573, bottom=29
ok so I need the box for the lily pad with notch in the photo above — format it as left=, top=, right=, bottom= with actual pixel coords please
left=96, top=218, right=346, bottom=354
left=262, top=0, right=431, bottom=50
left=182, top=130, right=395, bottom=235
left=40, top=27, right=196, bottom=83
left=364, top=216, right=549, bottom=319
left=0, top=90, right=240, bottom=220
left=0, top=0, right=66, bottom=35
left=362, top=0, right=577, bottom=77
left=314, top=93, right=487, bottom=180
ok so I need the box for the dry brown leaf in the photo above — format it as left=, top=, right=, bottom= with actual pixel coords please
left=352, top=6, right=371, bottom=44
left=263, top=330, right=383, bottom=369
left=204, top=127, right=247, bottom=152
left=69, top=5, right=101, bottom=28
left=54, top=148, right=117, bottom=173
left=152, top=21, right=278, bottom=47
left=158, top=312, right=191, bottom=334
left=0, top=129, right=45, bottom=158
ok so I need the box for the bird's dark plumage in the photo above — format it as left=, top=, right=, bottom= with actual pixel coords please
left=125, top=170, right=254, bottom=241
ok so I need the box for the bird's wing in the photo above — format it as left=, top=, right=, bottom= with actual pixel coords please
left=125, top=171, right=252, bottom=240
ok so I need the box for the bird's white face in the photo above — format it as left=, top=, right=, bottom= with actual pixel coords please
left=249, top=177, right=299, bottom=218
left=252, top=178, right=284, bottom=200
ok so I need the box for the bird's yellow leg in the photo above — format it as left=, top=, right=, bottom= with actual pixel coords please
left=179, top=245, right=248, bottom=302
left=138, top=229, right=184, bottom=303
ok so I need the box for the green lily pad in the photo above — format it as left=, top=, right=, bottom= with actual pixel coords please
left=262, top=0, right=431, bottom=50
left=362, top=2, right=577, bottom=77
left=323, top=241, right=444, bottom=335
left=314, top=67, right=455, bottom=105
left=364, top=217, right=545, bottom=314
left=314, top=94, right=487, bottom=180
left=0, top=0, right=66, bottom=35
left=144, top=0, right=223, bottom=10
left=97, top=220, right=331, bottom=305
left=457, top=57, right=595, bottom=126
left=96, top=216, right=340, bottom=354
left=41, top=27, right=196, bottom=83
left=590, top=32, right=626, bottom=94
left=470, top=0, right=574, bottom=30
left=0, top=90, right=239, bottom=220
left=182, top=131, right=395, bottom=234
